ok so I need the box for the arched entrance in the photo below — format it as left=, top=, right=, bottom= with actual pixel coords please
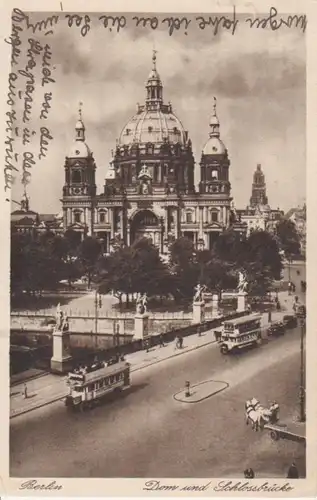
left=130, top=209, right=161, bottom=246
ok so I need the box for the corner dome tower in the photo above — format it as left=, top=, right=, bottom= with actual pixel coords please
left=69, top=103, right=92, bottom=158
left=199, top=97, right=230, bottom=196
left=202, top=97, right=226, bottom=155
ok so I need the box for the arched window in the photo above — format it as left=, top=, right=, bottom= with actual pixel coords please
left=72, top=170, right=81, bottom=183
left=211, top=210, right=218, bottom=223
left=99, top=210, right=107, bottom=223
left=146, top=143, right=154, bottom=155
left=186, top=210, right=193, bottom=223
left=211, top=169, right=218, bottom=180
left=73, top=210, right=82, bottom=223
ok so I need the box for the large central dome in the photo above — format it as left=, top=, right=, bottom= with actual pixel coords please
left=118, top=51, right=188, bottom=147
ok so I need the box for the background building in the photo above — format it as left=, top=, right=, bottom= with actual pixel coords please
left=237, top=164, right=284, bottom=236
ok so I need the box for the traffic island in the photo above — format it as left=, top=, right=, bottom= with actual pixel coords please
left=173, top=379, right=229, bottom=403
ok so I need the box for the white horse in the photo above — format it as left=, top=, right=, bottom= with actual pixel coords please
left=245, top=398, right=279, bottom=431
left=245, top=400, right=262, bottom=431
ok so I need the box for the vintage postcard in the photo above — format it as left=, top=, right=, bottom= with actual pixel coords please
left=0, top=0, right=316, bottom=497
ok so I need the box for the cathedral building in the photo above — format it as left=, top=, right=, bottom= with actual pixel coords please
left=62, top=52, right=233, bottom=253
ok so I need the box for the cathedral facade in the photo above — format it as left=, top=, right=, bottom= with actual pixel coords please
left=62, top=53, right=233, bottom=253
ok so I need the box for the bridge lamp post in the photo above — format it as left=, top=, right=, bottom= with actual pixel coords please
left=299, top=312, right=306, bottom=423
left=94, top=291, right=102, bottom=349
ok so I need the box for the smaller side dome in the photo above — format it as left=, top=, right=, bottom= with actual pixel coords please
left=203, top=137, right=226, bottom=155
left=68, top=103, right=92, bottom=158
left=202, top=97, right=226, bottom=155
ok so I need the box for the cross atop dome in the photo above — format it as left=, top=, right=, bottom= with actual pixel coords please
left=75, top=101, right=85, bottom=141
left=152, top=49, right=157, bottom=70
left=209, top=96, right=220, bottom=138
left=79, top=101, right=83, bottom=120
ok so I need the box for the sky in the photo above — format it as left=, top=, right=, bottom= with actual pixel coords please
left=10, top=11, right=306, bottom=214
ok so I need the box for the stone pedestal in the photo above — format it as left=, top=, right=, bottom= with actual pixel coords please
left=50, top=329, right=72, bottom=374
left=237, top=292, right=247, bottom=313
left=212, top=294, right=219, bottom=317
left=134, top=313, right=150, bottom=340
left=192, top=301, right=205, bottom=324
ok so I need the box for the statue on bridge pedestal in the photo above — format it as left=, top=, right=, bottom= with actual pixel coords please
left=136, top=293, right=148, bottom=315
left=193, top=283, right=205, bottom=303
left=237, top=271, right=248, bottom=293
left=55, top=304, right=69, bottom=332
left=51, top=304, right=72, bottom=373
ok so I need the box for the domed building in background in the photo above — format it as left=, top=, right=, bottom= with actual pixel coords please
left=61, top=52, right=234, bottom=253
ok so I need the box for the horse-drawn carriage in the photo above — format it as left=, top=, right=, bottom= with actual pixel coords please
left=263, top=423, right=306, bottom=445
left=245, top=397, right=279, bottom=431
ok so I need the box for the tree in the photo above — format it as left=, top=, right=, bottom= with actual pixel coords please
left=168, top=237, right=199, bottom=300
left=78, top=236, right=102, bottom=289
left=213, top=229, right=246, bottom=264
left=196, top=249, right=237, bottom=297
left=275, top=219, right=301, bottom=263
left=98, top=238, right=171, bottom=306
left=245, top=230, right=282, bottom=281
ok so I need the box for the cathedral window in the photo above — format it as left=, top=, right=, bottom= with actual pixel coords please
left=74, top=211, right=82, bottom=223
left=72, top=170, right=81, bottom=183
left=211, top=210, right=218, bottom=222
left=212, top=169, right=218, bottom=180
left=186, top=211, right=193, bottom=223
left=99, top=210, right=107, bottom=223
left=146, top=143, right=154, bottom=155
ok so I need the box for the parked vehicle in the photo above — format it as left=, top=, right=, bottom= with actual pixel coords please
left=267, top=321, right=285, bottom=337
left=283, top=315, right=298, bottom=329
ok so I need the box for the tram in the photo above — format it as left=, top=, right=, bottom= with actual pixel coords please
left=219, top=314, right=262, bottom=354
left=65, top=358, right=131, bottom=411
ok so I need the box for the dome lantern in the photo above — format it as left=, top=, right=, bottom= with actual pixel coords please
left=145, top=50, right=163, bottom=110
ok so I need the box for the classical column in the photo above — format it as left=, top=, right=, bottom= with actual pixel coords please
left=175, top=208, right=180, bottom=239
left=127, top=221, right=131, bottom=246
left=165, top=207, right=169, bottom=235
left=199, top=207, right=203, bottom=238
left=87, top=208, right=92, bottom=236
left=110, top=208, right=115, bottom=239
left=120, top=208, right=124, bottom=239
left=68, top=208, right=72, bottom=225
left=204, top=206, right=208, bottom=224
left=63, top=208, right=67, bottom=230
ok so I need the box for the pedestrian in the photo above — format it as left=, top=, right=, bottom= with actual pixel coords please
left=276, top=300, right=281, bottom=311
left=287, top=462, right=299, bottom=479
left=244, top=468, right=255, bottom=479
left=179, top=335, right=183, bottom=349
left=159, top=334, right=165, bottom=348
left=144, top=339, right=150, bottom=353
left=23, top=383, right=28, bottom=399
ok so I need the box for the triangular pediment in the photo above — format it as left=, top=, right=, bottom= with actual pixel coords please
left=206, top=221, right=223, bottom=229
left=69, top=222, right=85, bottom=230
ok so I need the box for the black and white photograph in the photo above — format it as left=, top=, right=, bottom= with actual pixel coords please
left=2, top=0, right=316, bottom=497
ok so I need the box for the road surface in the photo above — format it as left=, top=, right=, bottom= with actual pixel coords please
left=10, top=324, right=305, bottom=478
